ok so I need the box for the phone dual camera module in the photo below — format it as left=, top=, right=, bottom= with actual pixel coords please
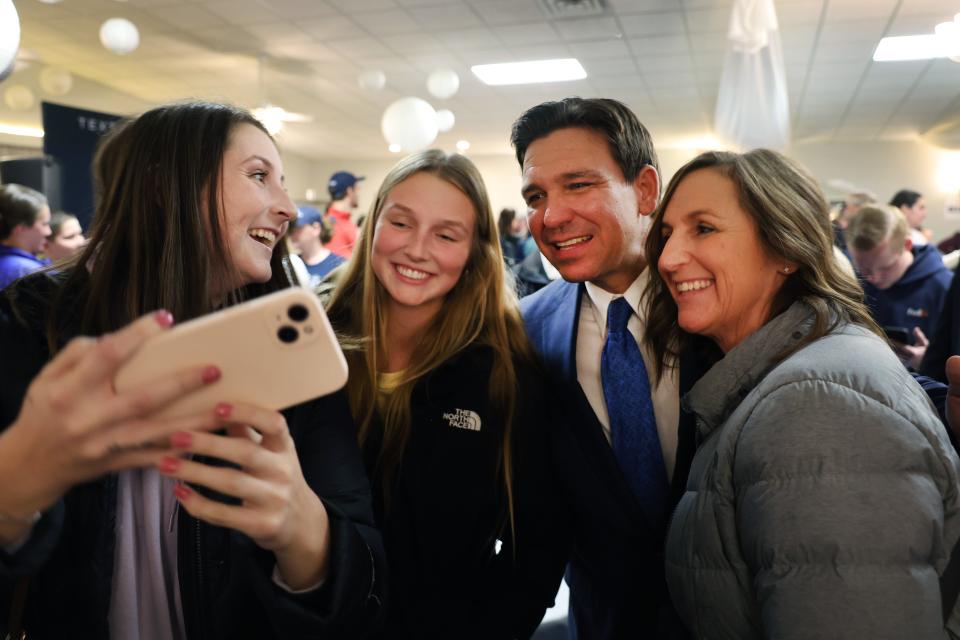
left=277, top=303, right=311, bottom=344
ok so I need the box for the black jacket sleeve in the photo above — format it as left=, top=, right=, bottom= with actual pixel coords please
left=920, top=267, right=960, bottom=383
left=241, top=392, right=386, bottom=639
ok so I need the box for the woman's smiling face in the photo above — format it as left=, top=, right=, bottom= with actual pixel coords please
left=657, top=168, right=790, bottom=352
left=371, top=171, right=476, bottom=324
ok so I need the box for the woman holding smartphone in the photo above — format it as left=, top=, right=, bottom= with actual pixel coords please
left=0, top=101, right=383, bottom=638
left=325, top=150, right=569, bottom=639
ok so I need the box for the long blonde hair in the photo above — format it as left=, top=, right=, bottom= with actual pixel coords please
left=326, top=150, right=536, bottom=538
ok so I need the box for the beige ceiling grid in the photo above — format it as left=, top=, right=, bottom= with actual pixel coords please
left=5, top=0, right=960, bottom=159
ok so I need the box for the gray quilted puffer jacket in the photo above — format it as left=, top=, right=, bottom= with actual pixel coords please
left=665, top=301, right=960, bottom=639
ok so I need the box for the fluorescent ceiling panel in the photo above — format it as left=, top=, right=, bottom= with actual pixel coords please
left=471, top=58, right=587, bottom=85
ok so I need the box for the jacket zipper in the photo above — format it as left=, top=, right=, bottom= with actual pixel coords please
left=194, top=516, right=205, bottom=637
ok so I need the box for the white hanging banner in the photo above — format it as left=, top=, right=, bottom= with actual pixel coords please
left=714, top=0, right=791, bottom=151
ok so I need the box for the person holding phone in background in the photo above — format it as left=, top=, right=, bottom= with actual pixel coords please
left=846, top=204, right=952, bottom=370
left=0, top=101, right=384, bottom=638
left=325, top=149, right=569, bottom=639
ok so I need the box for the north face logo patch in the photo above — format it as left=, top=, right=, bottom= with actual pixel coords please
left=443, top=408, right=481, bottom=432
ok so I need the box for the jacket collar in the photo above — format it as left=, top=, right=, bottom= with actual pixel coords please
left=683, top=300, right=816, bottom=437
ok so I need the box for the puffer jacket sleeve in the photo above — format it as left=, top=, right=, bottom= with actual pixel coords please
left=732, top=376, right=960, bottom=640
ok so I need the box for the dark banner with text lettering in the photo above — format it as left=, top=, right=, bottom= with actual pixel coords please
left=41, top=102, right=121, bottom=229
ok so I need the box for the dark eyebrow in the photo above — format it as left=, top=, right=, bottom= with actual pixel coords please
left=560, top=170, right=603, bottom=181
left=385, top=203, right=468, bottom=232
left=436, top=219, right=469, bottom=233
left=522, top=169, right=604, bottom=199
left=245, top=155, right=274, bottom=170
left=245, top=155, right=285, bottom=185
left=384, top=203, right=413, bottom=214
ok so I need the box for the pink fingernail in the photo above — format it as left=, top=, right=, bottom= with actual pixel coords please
left=215, top=402, right=233, bottom=419
left=173, top=484, right=192, bottom=500
left=171, top=432, right=192, bottom=448
left=158, top=456, right=180, bottom=474
left=201, top=366, right=221, bottom=384
left=155, top=310, right=174, bottom=328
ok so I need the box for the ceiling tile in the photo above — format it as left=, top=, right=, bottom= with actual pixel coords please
left=607, top=0, right=679, bottom=14
left=554, top=17, right=622, bottom=41
left=493, top=23, right=561, bottom=46
left=568, top=39, right=632, bottom=60
left=408, top=4, right=483, bottom=29
left=684, top=8, right=730, bottom=34
left=204, top=0, right=282, bottom=26
left=434, top=28, right=502, bottom=50
left=581, top=57, right=639, bottom=77
left=381, top=33, right=449, bottom=55
left=470, top=1, right=545, bottom=25
left=298, top=16, right=369, bottom=40
left=145, top=4, right=226, bottom=30
left=355, top=10, right=422, bottom=35
left=327, top=0, right=398, bottom=11
left=775, top=1, right=825, bottom=26
left=630, top=35, right=690, bottom=57
left=619, top=11, right=685, bottom=37
left=328, top=37, right=396, bottom=60
left=825, top=0, right=897, bottom=22
left=260, top=0, right=339, bottom=18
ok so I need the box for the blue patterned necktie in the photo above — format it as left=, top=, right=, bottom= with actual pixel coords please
left=601, top=296, right=670, bottom=525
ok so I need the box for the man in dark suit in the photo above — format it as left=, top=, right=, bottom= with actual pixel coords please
left=511, top=98, right=698, bottom=639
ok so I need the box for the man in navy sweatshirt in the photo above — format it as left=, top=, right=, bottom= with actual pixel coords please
left=848, top=204, right=952, bottom=369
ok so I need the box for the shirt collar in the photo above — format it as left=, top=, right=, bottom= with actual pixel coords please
left=540, top=253, right=560, bottom=281
left=584, top=269, right=648, bottom=336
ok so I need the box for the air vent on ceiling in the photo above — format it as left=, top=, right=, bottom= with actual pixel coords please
left=538, top=0, right=609, bottom=19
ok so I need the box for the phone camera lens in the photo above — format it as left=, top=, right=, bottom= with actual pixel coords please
left=288, top=304, right=309, bottom=322
left=277, top=325, right=299, bottom=343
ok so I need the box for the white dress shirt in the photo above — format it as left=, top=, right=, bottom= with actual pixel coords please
left=575, top=270, right=680, bottom=479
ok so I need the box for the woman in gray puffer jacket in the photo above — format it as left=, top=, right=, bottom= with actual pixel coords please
left=642, top=148, right=960, bottom=640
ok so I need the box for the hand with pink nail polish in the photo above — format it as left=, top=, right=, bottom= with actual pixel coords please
left=0, top=310, right=224, bottom=545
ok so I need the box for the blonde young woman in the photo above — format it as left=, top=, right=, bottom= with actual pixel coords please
left=326, top=150, right=569, bottom=639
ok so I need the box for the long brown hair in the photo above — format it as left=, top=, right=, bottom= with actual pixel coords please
left=45, top=100, right=291, bottom=350
left=326, top=150, right=536, bottom=537
left=643, top=149, right=881, bottom=381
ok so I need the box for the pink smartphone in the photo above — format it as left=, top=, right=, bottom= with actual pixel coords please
left=114, top=288, right=348, bottom=419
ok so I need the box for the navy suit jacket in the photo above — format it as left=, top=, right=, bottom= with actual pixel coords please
left=521, top=278, right=703, bottom=640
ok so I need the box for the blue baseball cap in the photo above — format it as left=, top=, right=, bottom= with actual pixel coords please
left=295, top=205, right=324, bottom=226
left=328, top=171, right=364, bottom=198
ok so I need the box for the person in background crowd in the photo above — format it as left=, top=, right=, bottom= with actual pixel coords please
left=646, top=148, right=960, bottom=639
left=921, top=267, right=960, bottom=384
left=0, top=100, right=384, bottom=638
left=511, top=245, right=559, bottom=299
left=831, top=189, right=876, bottom=259
left=44, top=211, right=87, bottom=262
left=0, top=184, right=51, bottom=290
left=497, top=207, right=536, bottom=267
left=847, top=204, right=951, bottom=370
left=288, top=205, right=345, bottom=288
left=513, top=97, right=691, bottom=640
left=325, top=171, right=363, bottom=258
left=325, top=149, right=569, bottom=639
left=890, top=189, right=931, bottom=247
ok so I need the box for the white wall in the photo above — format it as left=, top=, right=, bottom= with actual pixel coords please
left=789, top=140, right=960, bottom=242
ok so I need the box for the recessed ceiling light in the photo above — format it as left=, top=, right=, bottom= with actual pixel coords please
left=388, top=143, right=401, bottom=153
left=0, top=123, right=44, bottom=138
left=471, top=58, right=587, bottom=86
left=873, top=35, right=941, bottom=61
left=456, top=140, right=470, bottom=152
